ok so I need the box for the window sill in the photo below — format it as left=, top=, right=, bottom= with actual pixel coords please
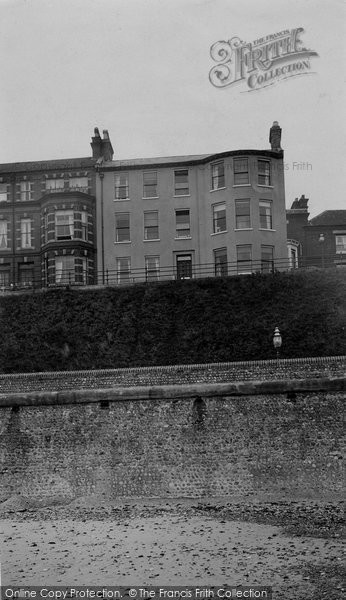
left=142, top=196, right=159, bottom=200
left=143, top=238, right=160, bottom=242
left=210, top=187, right=226, bottom=193
left=173, top=194, right=190, bottom=198
left=174, top=236, right=192, bottom=240
left=211, top=231, right=227, bottom=236
left=233, top=184, right=251, bottom=188
left=114, top=241, right=131, bottom=244
left=257, top=184, right=274, bottom=188
left=259, top=228, right=276, bottom=232
left=114, top=198, right=130, bottom=202
left=43, top=239, right=90, bottom=244
left=234, top=228, right=253, bottom=231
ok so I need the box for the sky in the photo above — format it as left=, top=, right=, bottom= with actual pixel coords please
left=0, top=0, right=345, bottom=217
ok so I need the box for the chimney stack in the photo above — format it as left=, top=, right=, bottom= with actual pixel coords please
left=101, top=129, right=114, bottom=161
left=269, top=121, right=282, bottom=151
left=91, top=127, right=114, bottom=161
left=91, top=127, right=102, bottom=159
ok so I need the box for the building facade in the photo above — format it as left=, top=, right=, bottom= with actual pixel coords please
left=287, top=196, right=346, bottom=269
left=0, top=129, right=113, bottom=289
left=95, top=122, right=288, bottom=284
left=0, top=124, right=289, bottom=290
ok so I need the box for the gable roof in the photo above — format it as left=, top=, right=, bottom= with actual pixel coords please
left=309, top=210, right=346, bottom=226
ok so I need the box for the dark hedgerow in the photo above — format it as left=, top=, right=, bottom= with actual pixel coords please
left=0, top=270, right=345, bottom=373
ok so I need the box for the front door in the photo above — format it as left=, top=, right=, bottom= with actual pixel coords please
left=176, top=254, right=192, bottom=280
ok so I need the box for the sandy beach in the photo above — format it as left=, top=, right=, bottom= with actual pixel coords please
left=1, top=498, right=344, bottom=599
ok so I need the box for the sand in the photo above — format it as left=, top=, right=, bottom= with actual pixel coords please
left=0, top=499, right=345, bottom=599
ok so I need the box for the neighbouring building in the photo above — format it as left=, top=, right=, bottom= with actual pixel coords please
left=304, top=210, right=346, bottom=268
left=94, top=122, right=288, bottom=284
left=0, top=131, right=112, bottom=289
left=287, top=196, right=346, bottom=268
left=286, top=194, right=309, bottom=268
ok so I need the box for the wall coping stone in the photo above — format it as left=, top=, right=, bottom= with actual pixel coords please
left=0, top=376, right=345, bottom=407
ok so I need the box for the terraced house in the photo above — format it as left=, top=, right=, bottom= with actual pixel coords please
left=94, top=122, right=288, bottom=284
left=0, top=123, right=288, bottom=289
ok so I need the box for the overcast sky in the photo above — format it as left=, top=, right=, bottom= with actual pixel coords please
left=0, top=0, right=345, bottom=217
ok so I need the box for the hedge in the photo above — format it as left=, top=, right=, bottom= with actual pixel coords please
left=0, top=269, right=345, bottom=372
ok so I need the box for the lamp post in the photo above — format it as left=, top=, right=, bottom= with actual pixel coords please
left=273, top=326, right=282, bottom=359
left=319, top=233, right=325, bottom=269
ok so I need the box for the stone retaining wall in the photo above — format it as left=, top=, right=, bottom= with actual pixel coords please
left=0, top=390, right=344, bottom=500
left=0, top=357, right=344, bottom=501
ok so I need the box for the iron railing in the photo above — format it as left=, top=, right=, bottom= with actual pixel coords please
left=0, top=254, right=344, bottom=293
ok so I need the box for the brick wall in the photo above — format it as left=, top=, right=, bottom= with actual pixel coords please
left=0, top=387, right=344, bottom=501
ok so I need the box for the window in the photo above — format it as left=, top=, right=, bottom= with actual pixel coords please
left=21, top=218, right=32, bottom=249
left=19, top=181, right=33, bottom=201
left=19, top=266, right=34, bottom=287
left=258, top=160, right=271, bottom=186
left=261, top=245, right=274, bottom=273
left=55, top=210, right=74, bottom=240
left=174, top=169, right=189, bottom=196
left=117, top=257, right=131, bottom=283
left=233, top=158, right=249, bottom=185
left=81, top=212, right=88, bottom=241
left=115, top=173, right=129, bottom=200
left=214, top=248, right=228, bottom=276
left=211, top=161, right=225, bottom=190
left=75, top=257, right=87, bottom=284
left=289, top=247, right=298, bottom=269
left=335, top=235, right=346, bottom=253
left=237, top=245, right=252, bottom=274
left=0, top=271, right=10, bottom=288
left=176, top=254, right=192, bottom=279
left=259, top=200, right=273, bottom=229
left=235, top=199, right=251, bottom=229
left=213, top=203, right=226, bottom=233
left=46, top=179, right=64, bottom=192
left=145, top=256, right=160, bottom=281
left=143, top=171, right=158, bottom=198
left=54, top=256, right=86, bottom=285
left=0, top=183, right=8, bottom=202
left=115, top=213, right=130, bottom=242
left=55, top=256, right=75, bottom=284
left=144, top=211, right=159, bottom=240
left=0, top=220, right=8, bottom=248
left=69, top=177, right=88, bottom=192
left=175, top=209, right=190, bottom=238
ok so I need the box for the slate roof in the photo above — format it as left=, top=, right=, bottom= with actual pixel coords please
left=0, top=157, right=95, bottom=173
left=100, top=148, right=282, bottom=170
left=0, top=148, right=283, bottom=173
left=309, top=210, right=346, bottom=226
